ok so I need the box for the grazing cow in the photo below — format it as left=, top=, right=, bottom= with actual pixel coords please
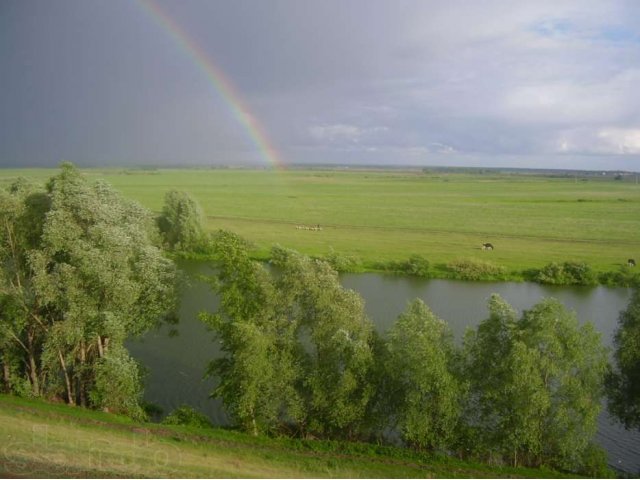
left=482, top=243, right=494, bottom=251
left=629, top=259, right=636, bottom=267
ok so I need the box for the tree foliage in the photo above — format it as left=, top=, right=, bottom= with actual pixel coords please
left=201, top=233, right=301, bottom=435
left=384, top=299, right=461, bottom=451
left=162, top=405, right=213, bottom=428
left=157, top=190, right=209, bottom=253
left=462, top=295, right=608, bottom=470
left=202, top=236, right=374, bottom=439
left=607, top=289, right=640, bottom=430
left=0, top=164, right=177, bottom=417
left=203, top=233, right=610, bottom=475
left=447, top=258, right=506, bottom=281
left=534, top=261, right=597, bottom=286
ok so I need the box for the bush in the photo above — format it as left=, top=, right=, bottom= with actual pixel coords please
left=447, top=259, right=506, bottom=281
left=577, top=443, right=615, bottom=478
left=534, top=261, right=596, bottom=286
left=598, top=266, right=640, bottom=287
left=324, top=248, right=362, bottom=273
left=404, top=255, right=431, bottom=277
left=89, top=347, right=146, bottom=421
left=374, top=255, right=431, bottom=277
left=162, top=405, right=213, bottom=428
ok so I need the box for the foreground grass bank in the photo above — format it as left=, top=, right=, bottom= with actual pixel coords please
left=0, top=395, right=576, bottom=478
left=1, top=167, right=638, bottom=277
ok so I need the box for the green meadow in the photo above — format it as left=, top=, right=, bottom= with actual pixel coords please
left=1, top=167, right=639, bottom=275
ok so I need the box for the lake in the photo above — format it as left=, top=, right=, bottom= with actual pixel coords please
left=128, top=261, right=640, bottom=474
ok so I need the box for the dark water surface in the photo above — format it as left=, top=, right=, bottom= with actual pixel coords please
left=127, top=261, right=640, bottom=474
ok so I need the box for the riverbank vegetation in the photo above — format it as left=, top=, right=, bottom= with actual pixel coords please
left=1, top=165, right=637, bottom=477
left=202, top=231, right=612, bottom=476
left=0, top=167, right=638, bottom=285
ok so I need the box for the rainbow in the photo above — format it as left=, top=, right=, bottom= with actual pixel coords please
left=137, top=0, right=286, bottom=170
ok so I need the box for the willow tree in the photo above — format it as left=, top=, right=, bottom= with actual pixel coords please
left=462, top=295, right=608, bottom=470
left=0, top=164, right=177, bottom=418
left=202, top=238, right=375, bottom=439
left=157, top=190, right=209, bottom=253
left=607, top=289, right=640, bottom=430
left=201, top=232, right=301, bottom=435
left=0, top=178, right=50, bottom=396
left=271, top=246, right=375, bottom=439
left=385, top=299, right=462, bottom=451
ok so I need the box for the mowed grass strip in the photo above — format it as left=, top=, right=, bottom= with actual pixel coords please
left=0, top=395, right=572, bottom=478
left=1, top=168, right=638, bottom=272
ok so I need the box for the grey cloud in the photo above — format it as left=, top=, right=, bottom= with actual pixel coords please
left=1, top=0, right=639, bottom=169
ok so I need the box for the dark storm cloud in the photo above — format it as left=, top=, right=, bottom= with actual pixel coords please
left=1, top=0, right=639, bottom=169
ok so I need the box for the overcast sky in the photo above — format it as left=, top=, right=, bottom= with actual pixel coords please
left=1, top=0, right=640, bottom=170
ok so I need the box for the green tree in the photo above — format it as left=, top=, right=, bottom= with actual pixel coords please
left=607, top=289, right=640, bottom=429
left=518, top=299, right=607, bottom=471
left=385, top=299, right=461, bottom=451
left=0, top=164, right=178, bottom=417
left=0, top=178, right=50, bottom=396
left=201, top=232, right=301, bottom=435
left=157, top=190, right=209, bottom=252
left=89, top=345, right=147, bottom=420
left=462, top=295, right=608, bottom=470
left=202, top=238, right=375, bottom=439
left=461, top=295, right=525, bottom=460
left=271, top=246, right=375, bottom=439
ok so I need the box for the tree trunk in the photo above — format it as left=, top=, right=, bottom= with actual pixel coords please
left=59, top=350, right=75, bottom=406
left=97, top=335, right=104, bottom=358
left=250, top=409, right=258, bottom=436
left=79, top=341, right=87, bottom=407
left=2, top=358, right=11, bottom=393
left=28, top=354, right=39, bottom=395
left=26, top=332, right=40, bottom=396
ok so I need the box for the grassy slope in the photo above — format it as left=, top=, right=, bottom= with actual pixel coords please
left=0, top=395, right=574, bottom=478
left=1, top=168, right=638, bottom=274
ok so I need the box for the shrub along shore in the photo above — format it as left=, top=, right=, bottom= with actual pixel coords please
left=176, top=248, right=640, bottom=287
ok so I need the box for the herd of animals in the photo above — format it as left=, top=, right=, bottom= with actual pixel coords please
left=293, top=226, right=636, bottom=267
left=295, top=224, right=323, bottom=231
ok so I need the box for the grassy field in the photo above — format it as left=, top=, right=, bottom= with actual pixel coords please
left=0, top=394, right=577, bottom=478
left=1, top=167, right=639, bottom=275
